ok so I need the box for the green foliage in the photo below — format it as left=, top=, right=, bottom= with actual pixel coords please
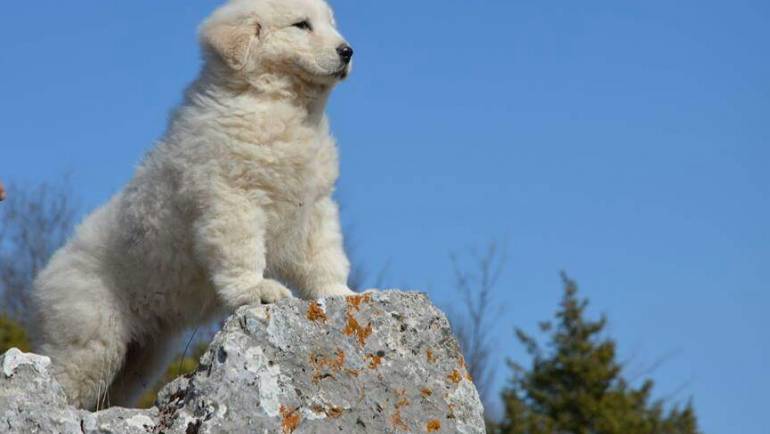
left=0, top=314, right=31, bottom=353
left=495, top=274, right=700, bottom=434
left=137, top=343, right=208, bottom=409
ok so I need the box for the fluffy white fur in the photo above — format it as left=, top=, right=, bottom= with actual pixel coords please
left=30, top=0, right=356, bottom=409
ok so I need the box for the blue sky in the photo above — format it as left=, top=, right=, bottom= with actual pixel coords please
left=1, top=0, right=768, bottom=432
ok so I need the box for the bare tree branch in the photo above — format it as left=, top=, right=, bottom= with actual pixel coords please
left=448, top=240, right=507, bottom=415
left=0, top=180, right=78, bottom=321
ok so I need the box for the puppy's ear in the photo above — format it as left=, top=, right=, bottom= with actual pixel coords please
left=201, top=17, right=261, bottom=71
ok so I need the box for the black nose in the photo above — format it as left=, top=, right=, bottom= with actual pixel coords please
left=337, top=44, right=354, bottom=64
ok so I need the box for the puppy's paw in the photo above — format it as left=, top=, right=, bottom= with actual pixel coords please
left=316, top=284, right=357, bottom=298
left=257, top=279, right=294, bottom=304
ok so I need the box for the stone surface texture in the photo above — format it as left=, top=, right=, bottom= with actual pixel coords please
left=0, top=291, right=485, bottom=433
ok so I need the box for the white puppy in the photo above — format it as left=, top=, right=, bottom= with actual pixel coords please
left=30, top=0, right=356, bottom=409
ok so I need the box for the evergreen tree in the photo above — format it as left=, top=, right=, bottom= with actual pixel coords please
left=496, top=274, right=700, bottom=434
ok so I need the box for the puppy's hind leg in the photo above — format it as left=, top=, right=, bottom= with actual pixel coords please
left=38, top=306, right=131, bottom=410
left=32, top=263, right=134, bottom=410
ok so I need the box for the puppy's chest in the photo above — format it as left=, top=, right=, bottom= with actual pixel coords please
left=229, top=133, right=339, bottom=207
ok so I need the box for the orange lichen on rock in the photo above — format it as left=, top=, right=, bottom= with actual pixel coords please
left=426, top=349, right=437, bottom=364
left=346, top=294, right=372, bottom=311
left=344, top=312, right=373, bottom=347
left=326, top=407, right=344, bottom=418
left=427, top=420, right=442, bottom=432
left=391, top=411, right=408, bottom=431
left=310, top=405, right=344, bottom=419
left=390, top=390, right=410, bottom=432
left=280, top=406, right=300, bottom=433
left=319, top=350, right=345, bottom=370
left=310, top=349, right=346, bottom=383
left=307, top=302, right=327, bottom=323
left=459, top=356, right=473, bottom=381
left=447, top=370, right=462, bottom=384
left=447, top=403, right=456, bottom=420
left=366, top=353, right=383, bottom=369
left=420, top=388, right=433, bottom=398
left=343, top=294, right=374, bottom=347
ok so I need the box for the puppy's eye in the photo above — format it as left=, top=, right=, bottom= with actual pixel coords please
left=292, top=20, right=312, bottom=31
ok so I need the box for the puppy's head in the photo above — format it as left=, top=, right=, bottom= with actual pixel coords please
left=201, top=0, right=353, bottom=86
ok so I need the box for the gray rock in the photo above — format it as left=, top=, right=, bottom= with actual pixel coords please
left=0, top=291, right=485, bottom=433
left=0, top=349, right=82, bottom=434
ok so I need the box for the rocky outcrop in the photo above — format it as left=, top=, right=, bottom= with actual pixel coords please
left=0, top=291, right=485, bottom=433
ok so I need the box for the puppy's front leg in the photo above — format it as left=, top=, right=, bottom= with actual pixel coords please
left=193, top=191, right=292, bottom=309
left=288, top=197, right=356, bottom=299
